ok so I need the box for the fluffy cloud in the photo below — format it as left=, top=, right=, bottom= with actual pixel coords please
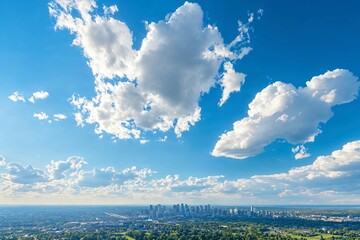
left=150, top=140, right=360, bottom=203
left=49, top=0, right=254, bottom=140
left=9, top=91, right=49, bottom=103
left=139, top=139, right=149, bottom=144
left=77, top=166, right=153, bottom=188
left=33, top=112, right=49, bottom=120
left=151, top=175, right=224, bottom=193
left=1, top=141, right=360, bottom=204
left=218, top=62, right=246, bottom=106
left=0, top=156, right=154, bottom=198
left=29, top=91, right=49, bottom=103
left=49, top=0, right=135, bottom=79
left=33, top=113, right=68, bottom=122
left=47, top=156, right=87, bottom=180
left=53, top=113, right=67, bottom=120
left=3, top=163, right=49, bottom=184
left=8, top=92, right=26, bottom=102
left=212, top=69, right=360, bottom=159
left=292, top=145, right=310, bottom=160
left=237, top=140, right=360, bottom=201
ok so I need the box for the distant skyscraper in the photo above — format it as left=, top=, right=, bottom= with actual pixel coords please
left=234, top=208, right=238, bottom=215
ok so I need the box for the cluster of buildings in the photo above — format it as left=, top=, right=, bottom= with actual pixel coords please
left=298, top=214, right=360, bottom=223
left=140, top=204, right=212, bottom=218
left=138, top=204, right=360, bottom=223
left=140, top=204, right=276, bottom=219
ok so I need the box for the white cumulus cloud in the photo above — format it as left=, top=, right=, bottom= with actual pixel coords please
left=47, top=156, right=87, bottom=180
left=139, top=139, right=149, bottom=144
left=33, top=112, right=49, bottom=120
left=234, top=140, right=360, bottom=202
left=29, top=91, right=49, bottom=103
left=4, top=163, right=49, bottom=184
left=8, top=92, right=26, bottom=102
left=77, top=166, right=153, bottom=188
left=292, top=145, right=311, bottom=160
left=53, top=113, right=67, bottom=121
left=0, top=141, right=360, bottom=204
left=148, top=140, right=360, bottom=203
left=49, top=0, right=253, bottom=141
left=218, top=62, right=246, bottom=106
left=212, top=69, right=360, bottom=159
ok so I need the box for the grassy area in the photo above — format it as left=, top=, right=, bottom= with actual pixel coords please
left=285, top=233, right=302, bottom=239
left=124, top=236, right=135, bottom=240
left=117, top=231, right=135, bottom=240
left=307, top=234, right=338, bottom=240
left=286, top=233, right=340, bottom=240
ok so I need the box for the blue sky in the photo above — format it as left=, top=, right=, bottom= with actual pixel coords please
left=0, top=0, right=360, bottom=205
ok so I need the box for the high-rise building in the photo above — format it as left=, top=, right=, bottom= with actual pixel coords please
left=233, top=208, right=238, bottom=215
left=180, top=203, right=185, bottom=213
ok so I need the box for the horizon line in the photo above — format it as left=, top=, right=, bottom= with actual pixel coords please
left=0, top=204, right=359, bottom=207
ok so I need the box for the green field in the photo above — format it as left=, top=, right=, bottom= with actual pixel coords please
left=118, top=231, right=135, bottom=240
left=286, top=233, right=341, bottom=240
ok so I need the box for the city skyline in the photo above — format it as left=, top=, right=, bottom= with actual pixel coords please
left=0, top=0, right=360, bottom=205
